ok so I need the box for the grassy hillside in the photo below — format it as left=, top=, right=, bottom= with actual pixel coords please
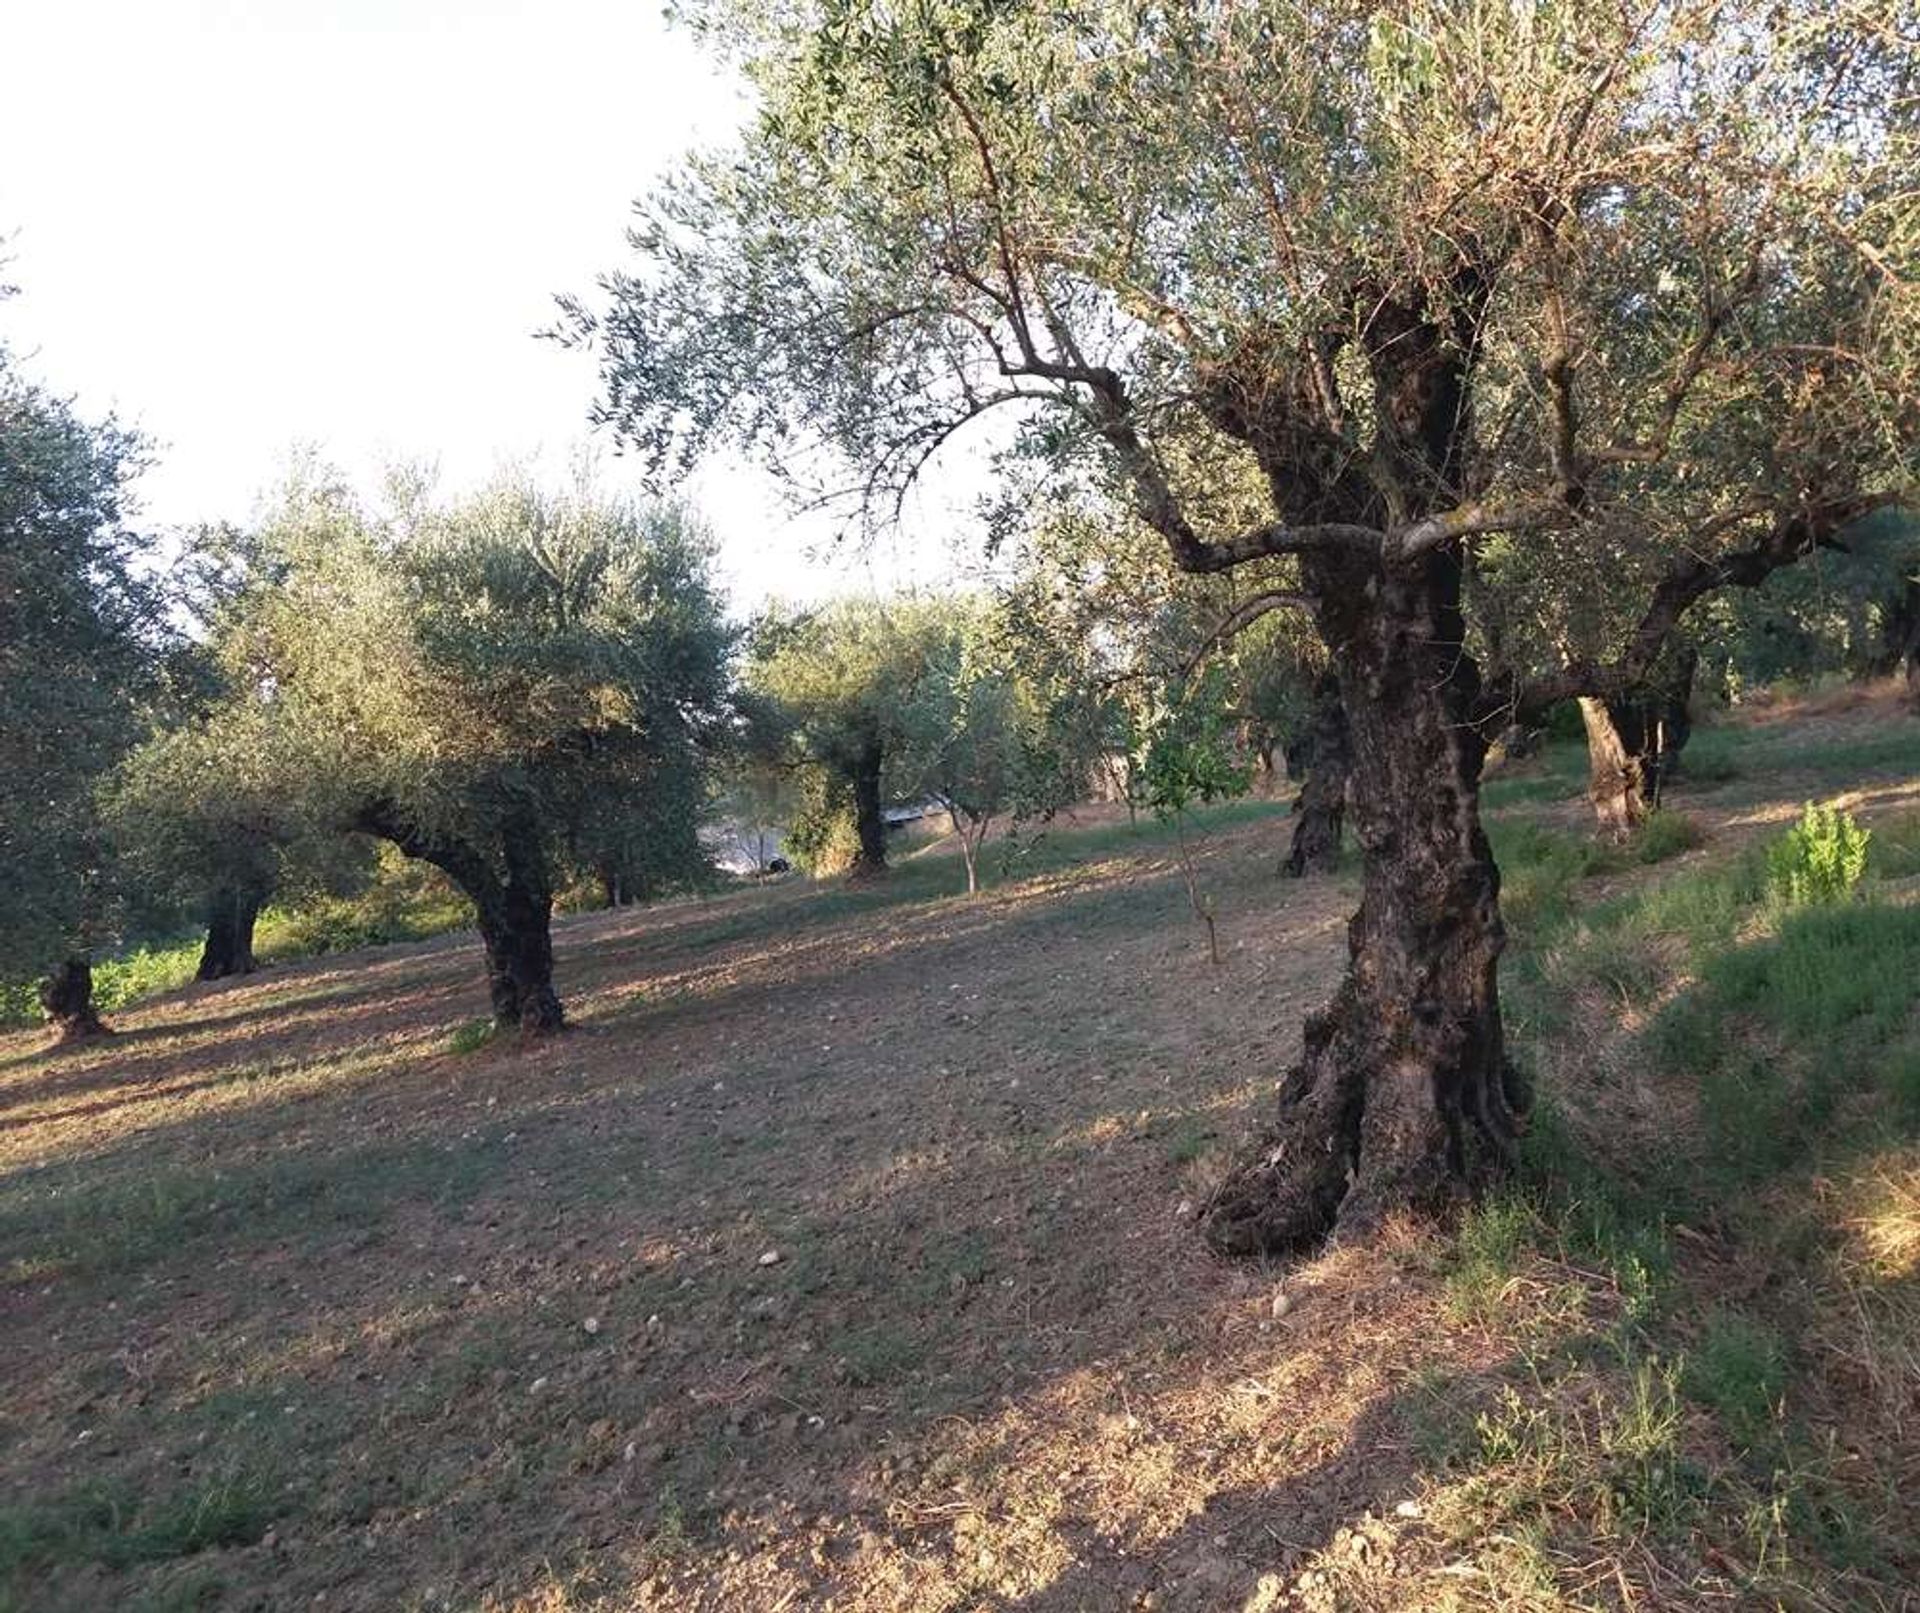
left=2, top=693, right=1917, bottom=1611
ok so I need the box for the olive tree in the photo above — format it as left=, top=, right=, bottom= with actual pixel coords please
left=0, top=333, right=157, bottom=1037
left=105, top=706, right=366, bottom=981
left=908, top=599, right=1085, bottom=893
left=746, top=596, right=957, bottom=878
left=220, top=474, right=733, bottom=1033
left=569, top=1, right=1917, bottom=1249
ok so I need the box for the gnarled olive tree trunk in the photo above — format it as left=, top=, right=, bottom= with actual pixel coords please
left=1205, top=550, right=1524, bottom=1254
left=40, top=955, right=108, bottom=1042
left=357, top=801, right=564, bottom=1035
left=1578, top=696, right=1648, bottom=838
left=476, top=813, right=564, bottom=1033
left=1281, top=673, right=1349, bottom=878
left=1577, top=644, right=1697, bottom=837
left=197, top=884, right=265, bottom=981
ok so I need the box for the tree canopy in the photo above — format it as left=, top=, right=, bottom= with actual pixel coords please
left=191, top=472, right=735, bottom=1030
left=0, top=333, right=158, bottom=1010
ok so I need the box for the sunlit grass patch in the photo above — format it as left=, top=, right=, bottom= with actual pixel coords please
left=1424, top=1354, right=1703, bottom=1552
left=1845, top=1154, right=1920, bottom=1280
left=1444, top=1195, right=1538, bottom=1326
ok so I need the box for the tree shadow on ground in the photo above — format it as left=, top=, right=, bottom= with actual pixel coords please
left=1, top=820, right=1380, bottom=1610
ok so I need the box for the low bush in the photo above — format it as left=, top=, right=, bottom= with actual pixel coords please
left=1766, top=803, right=1870, bottom=910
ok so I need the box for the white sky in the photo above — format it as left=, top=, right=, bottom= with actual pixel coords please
left=0, top=0, right=971, bottom=610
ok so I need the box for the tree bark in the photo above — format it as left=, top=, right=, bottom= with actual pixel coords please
left=1872, top=578, right=1920, bottom=705
left=356, top=801, right=565, bottom=1036
left=1204, top=550, right=1524, bottom=1255
left=1578, top=696, right=1648, bottom=838
left=1579, top=644, right=1696, bottom=837
left=479, top=812, right=564, bottom=1033
left=1281, top=674, right=1349, bottom=878
left=40, top=955, right=108, bottom=1042
left=196, top=885, right=264, bottom=981
left=847, top=735, right=889, bottom=880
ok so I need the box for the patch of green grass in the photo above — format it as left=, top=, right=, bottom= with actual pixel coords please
left=1482, top=738, right=1588, bottom=811
left=1445, top=1195, right=1538, bottom=1325
left=1631, top=811, right=1705, bottom=864
left=1161, top=1114, right=1216, bottom=1167
left=1766, top=727, right=1920, bottom=782
left=1675, top=727, right=1744, bottom=784
left=1870, top=809, right=1920, bottom=880
left=1684, top=1312, right=1788, bottom=1451
left=1438, top=1354, right=1701, bottom=1546
left=909, top=1229, right=994, bottom=1303
left=0, top=1123, right=508, bottom=1282
left=1705, top=901, right=1919, bottom=1046
left=834, top=1323, right=924, bottom=1387
left=447, top=1017, right=496, bottom=1055
left=1649, top=899, right=1920, bottom=1191
left=1556, top=923, right=1665, bottom=1006
left=0, top=1467, right=280, bottom=1586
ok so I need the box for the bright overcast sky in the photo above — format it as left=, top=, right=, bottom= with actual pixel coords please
left=0, top=0, right=969, bottom=608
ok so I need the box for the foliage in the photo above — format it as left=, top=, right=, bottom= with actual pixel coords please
left=1694, top=509, right=1920, bottom=694
left=1766, top=803, right=1871, bottom=911
left=573, top=0, right=1917, bottom=700
left=0, top=332, right=159, bottom=979
left=908, top=598, right=1089, bottom=889
left=252, top=844, right=473, bottom=958
left=207, top=469, right=732, bottom=890
left=104, top=701, right=370, bottom=940
left=780, top=768, right=861, bottom=876
left=1140, top=669, right=1254, bottom=822
left=748, top=595, right=954, bottom=783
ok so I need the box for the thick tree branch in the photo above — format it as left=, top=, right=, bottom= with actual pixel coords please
left=1390, top=496, right=1578, bottom=560
left=1512, top=492, right=1902, bottom=716
left=1181, top=590, right=1314, bottom=677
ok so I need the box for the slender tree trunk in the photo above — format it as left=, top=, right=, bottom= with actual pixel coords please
left=956, top=810, right=988, bottom=895
left=1204, top=554, right=1524, bottom=1254
left=40, top=955, right=108, bottom=1042
left=1282, top=675, right=1349, bottom=878
left=847, top=737, right=888, bottom=880
left=197, top=885, right=264, bottom=981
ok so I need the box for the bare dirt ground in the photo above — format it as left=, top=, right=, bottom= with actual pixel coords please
left=4, top=694, right=1918, bottom=1612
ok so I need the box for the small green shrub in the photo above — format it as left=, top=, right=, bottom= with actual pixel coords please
left=1162, top=1115, right=1215, bottom=1166
left=447, top=1018, right=496, bottom=1055
left=257, top=849, right=471, bottom=957
left=1766, top=803, right=1870, bottom=911
left=782, top=771, right=861, bottom=876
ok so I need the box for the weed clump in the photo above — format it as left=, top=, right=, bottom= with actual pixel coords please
left=1766, top=802, right=1869, bottom=910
